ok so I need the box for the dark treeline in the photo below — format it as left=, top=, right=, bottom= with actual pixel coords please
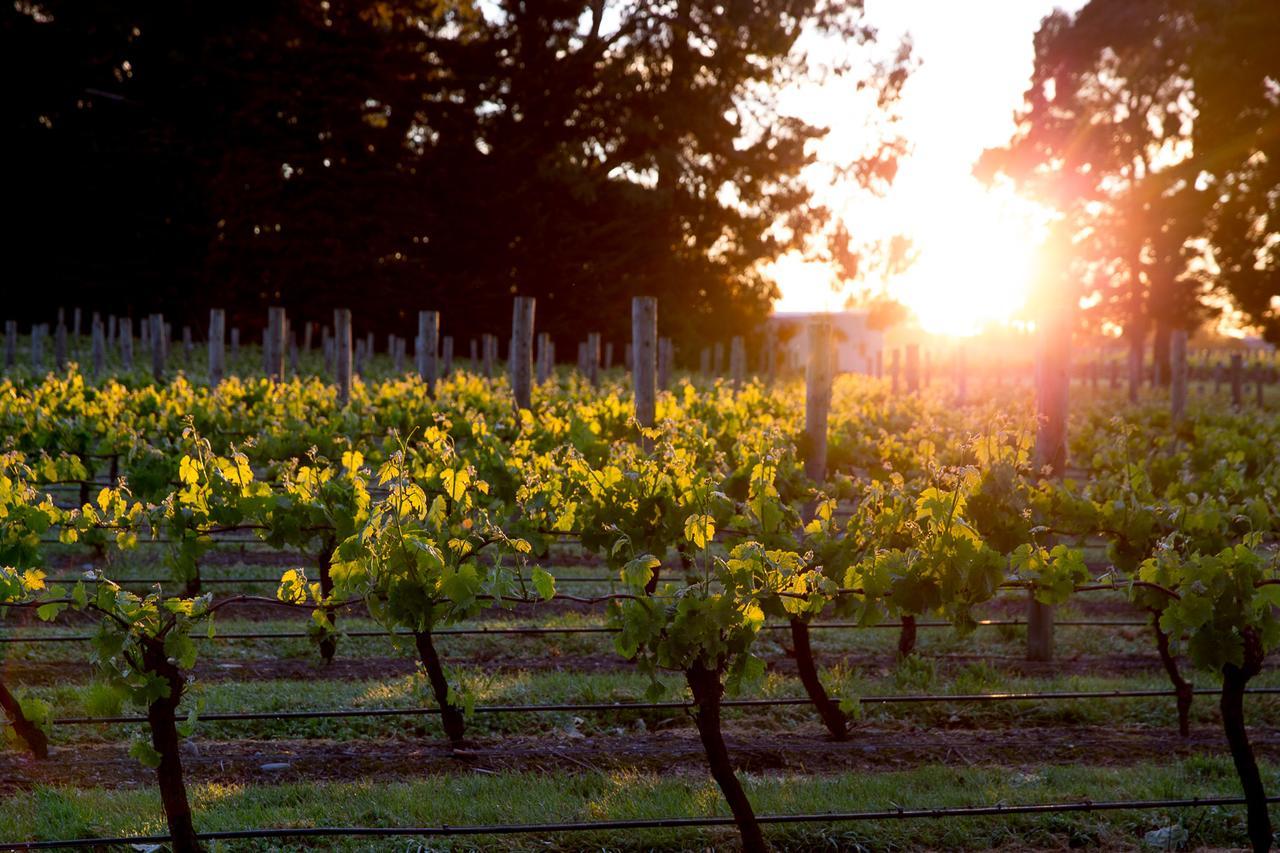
left=983, top=0, right=1280, bottom=353
left=3, top=0, right=901, bottom=354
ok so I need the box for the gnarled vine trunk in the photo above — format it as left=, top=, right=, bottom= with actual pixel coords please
left=317, top=536, right=337, bottom=664
left=1151, top=614, right=1193, bottom=737
left=0, top=679, right=48, bottom=759
left=1220, top=627, right=1271, bottom=853
left=685, top=659, right=767, bottom=853
left=414, top=629, right=465, bottom=745
left=141, top=644, right=200, bottom=852
left=788, top=617, right=847, bottom=740
left=898, top=614, right=917, bottom=657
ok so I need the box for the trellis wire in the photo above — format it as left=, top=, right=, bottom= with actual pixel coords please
left=49, top=687, right=1280, bottom=726
left=2, top=795, right=1275, bottom=849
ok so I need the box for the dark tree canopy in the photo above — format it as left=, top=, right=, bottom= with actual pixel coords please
left=4, top=0, right=902, bottom=352
left=981, top=0, right=1280, bottom=343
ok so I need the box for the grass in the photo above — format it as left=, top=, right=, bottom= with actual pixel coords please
left=18, top=662, right=1280, bottom=744
left=1, top=759, right=1275, bottom=849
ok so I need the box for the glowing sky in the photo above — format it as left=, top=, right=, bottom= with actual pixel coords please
left=770, top=0, right=1086, bottom=335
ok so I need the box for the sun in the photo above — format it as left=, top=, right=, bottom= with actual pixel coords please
left=890, top=185, right=1049, bottom=336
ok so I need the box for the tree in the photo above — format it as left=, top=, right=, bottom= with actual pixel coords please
left=982, top=0, right=1280, bottom=349
left=3, top=1, right=908, bottom=353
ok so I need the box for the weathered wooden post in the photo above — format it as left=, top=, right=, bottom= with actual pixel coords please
left=603, top=341, right=614, bottom=372
left=120, top=318, right=134, bottom=371
left=511, top=297, right=535, bottom=410
left=890, top=348, right=900, bottom=394
left=442, top=336, right=454, bottom=375
left=536, top=333, right=552, bottom=384
left=730, top=336, right=746, bottom=392
left=904, top=344, right=920, bottom=393
left=181, top=326, right=193, bottom=365
left=209, top=309, right=226, bottom=385
left=483, top=334, right=498, bottom=378
left=54, top=316, right=68, bottom=371
left=418, top=311, right=440, bottom=396
left=334, top=309, right=353, bottom=405
left=586, top=332, right=601, bottom=387
left=1028, top=297, right=1071, bottom=663
left=266, top=307, right=286, bottom=381
left=874, top=350, right=883, bottom=380
left=763, top=323, right=778, bottom=384
left=31, top=324, right=45, bottom=370
left=657, top=337, right=673, bottom=391
left=1170, top=329, right=1188, bottom=423
left=71, top=307, right=82, bottom=353
left=150, top=314, right=166, bottom=381
left=303, top=322, right=313, bottom=353
left=107, top=315, right=117, bottom=348
left=1231, top=353, right=1244, bottom=410
left=230, top=327, right=240, bottom=359
left=389, top=334, right=402, bottom=374
left=90, top=317, right=106, bottom=380
left=632, top=297, right=657, bottom=438
left=713, top=341, right=725, bottom=376
left=699, top=347, right=711, bottom=376
left=288, top=332, right=299, bottom=376
left=3, top=321, right=15, bottom=369
left=804, top=318, right=834, bottom=486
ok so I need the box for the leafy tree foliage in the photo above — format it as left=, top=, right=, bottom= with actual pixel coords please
left=3, top=0, right=903, bottom=351
left=981, top=0, right=1279, bottom=343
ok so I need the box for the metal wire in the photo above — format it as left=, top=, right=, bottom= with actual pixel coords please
left=2, top=795, right=1275, bottom=849
left=0, top=618, right=1150, bottom=645
left=49, top=687, right=1280, bottom=726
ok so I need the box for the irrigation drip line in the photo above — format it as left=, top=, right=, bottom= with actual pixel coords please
left=40, top=575, right=627, bottom=586
left=49, top=687, right=1280, bottom=726
left=0, top=618, right=1151, bottom=644
left=3, top=795, right=1276, bottom=849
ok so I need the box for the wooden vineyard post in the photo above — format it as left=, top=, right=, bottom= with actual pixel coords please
left=481, top=334, right=495, bottom=379
left=699, top=347, right=711, bottom=376
left=267, top=307, right=286, bottom=382
left=874, top=350, right=883, bottom=380
left=150, top=314, right=166, bottom=382
left=209, top=309, right=226, bottom=385
left=890, top=348, right=900, bottom=394
left=804, top=318, right=833, bottom=487
left=54, top=316, right=67, bottom=371
left=120, top=318, right=134, bottom=371
left=1170, top=329, right=1188, bottom=423
left=230, top=327, right=240, bottom=361
left=632, top=297, right=657, bottom=442
left=442, top=336, right=454, bottom=375
left=713, top=341, right=724, bottom=376
left=418, top=311, right=440, bottom=397
left=763, top=322, right=778, bottom=384
left=334, top=309, right=353, bottom=405
left=1231, top=353, right=1244, bottom=410
left=511, top=297, right=535, bottom=410
left=71, top=307, right=82, bottom=355
left=586, top=333, right=601, bottom=388
left=4, top=321, right=16, bottom=369
left=657, top=337, right=673, bottom=391
left=1029, top=300, right=1070, bottom=663
left=90, top=317, right=106, bottom=380
left=288, top=331, right=299, bottom=376
left=604, top=341, right=614, bottom=371
left=904, top=344, right=920, bottom=393
left=729, top=336, right=746, bottom=392
left=536, top=332, right=552, bottom=385
left=31, top=324, right=45, bottom=371
left=303, top=322, right=313, bottom=353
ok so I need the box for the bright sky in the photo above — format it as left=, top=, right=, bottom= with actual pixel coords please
left=770, top=0, right=1086, bottom=335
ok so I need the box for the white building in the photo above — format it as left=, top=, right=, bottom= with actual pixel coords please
left=769, top=310, right=882, bottom=374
